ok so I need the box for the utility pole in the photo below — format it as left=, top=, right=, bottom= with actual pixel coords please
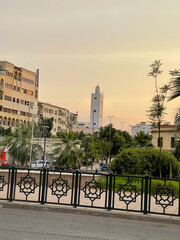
left=108, top=116, right=114, bottom=163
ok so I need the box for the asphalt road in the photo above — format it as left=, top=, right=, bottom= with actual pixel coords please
left=0, top=208, right=179, bottom=240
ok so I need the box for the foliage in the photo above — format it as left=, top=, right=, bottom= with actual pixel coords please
left=99, top=124, right=132, bottom=155
left=134, top=131, right=153, bottom=148
left=54, top=131, right=81, bottom=169
left=147, top=60, right=170, bottom=177
left=110, top=148, right=180, bottom=178
left=38, top=117, right=54, bottom=138
left=169, top=70, right=180, bottom=131
left=8, top=125, right=37, bottom=166
left=174, top=140, right=180, bottom=162
left=0, top=127, right=13, bottom=137
left=98, top=176, right=179, bottom=195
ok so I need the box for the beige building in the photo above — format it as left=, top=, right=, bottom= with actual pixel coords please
left=152, top=125, right=180, bottom=151
left=38, top=102, right=78, bottom=135
left=0, top=61, right=39, bottom=129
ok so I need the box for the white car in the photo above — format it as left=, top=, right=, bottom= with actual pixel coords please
left=31, top=160, right=50, bottom=168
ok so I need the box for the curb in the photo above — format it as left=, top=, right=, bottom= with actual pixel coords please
left=0, top=201, right=179, bottom=225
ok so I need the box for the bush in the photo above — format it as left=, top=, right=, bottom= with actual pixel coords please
left=110, top=148, right=180, bottom=178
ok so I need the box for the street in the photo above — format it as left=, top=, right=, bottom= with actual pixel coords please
left=0, top=208, right=179, bottom=240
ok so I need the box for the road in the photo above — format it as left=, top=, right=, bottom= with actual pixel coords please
left=0, top=208, right=179, bottom=240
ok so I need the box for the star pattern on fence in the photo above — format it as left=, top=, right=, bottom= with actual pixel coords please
left=154, top=185, right=177, bottom=209
left=0, top=176, right=6, bottom=191
left=82, top=179, right=104, bottom=202
left=18, top=174, right=37, bottom=196
left=49, top=176, right=70, bottom=199
left=117, top=182, right=140, bottom=205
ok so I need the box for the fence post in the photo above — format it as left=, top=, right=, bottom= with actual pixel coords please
left=9, top=166, right=15, bottom=202
left=41, top=168, right=47, bottom=204
left=108, top=172, right=113, bottom=210
left=74, top=170, right=79, bottom=208
left=144, top=174, right=149, bottom=214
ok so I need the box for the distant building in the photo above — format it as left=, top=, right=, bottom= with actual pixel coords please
left=0, top=61, right=39, bottom=129
left=152, top=125, right=180, bottom=151
left=72, top=122, right=92, bottom=134
left=131, top=122, right=151, bottom=137
left=90, top=85, right=103, bottom=133
left=38, top=102, right=77, bottom=135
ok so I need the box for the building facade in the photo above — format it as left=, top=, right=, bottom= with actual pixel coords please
left=38, top=102, right=78, bottom=135
left=131, top=122, right=152, bottom=137
left=90, top=85, right=103, bottom=132
left=0, top=61, right=39, bottom=129
left=152, top=125, right=180, bottom=151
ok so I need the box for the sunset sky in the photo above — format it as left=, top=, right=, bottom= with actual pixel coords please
left=1, top=0, right=180, bottom=131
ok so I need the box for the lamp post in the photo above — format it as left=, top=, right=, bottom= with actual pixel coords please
left=108, top=116, right=114, bottom=163
left=42, top=125, right=49, bottom=168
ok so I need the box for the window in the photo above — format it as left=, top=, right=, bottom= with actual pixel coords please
left=14, top=86, right=16, bottom=90
left=171, top=137, right=175, bottom=148
left=0, top=79, right=4, bottom=87
left=55, top=111, right=57, bottom=115
left=17, top=98, right=19, bottom=103
left=17, top=87, right=20, bottom=92
left=54, top=119, right=57, bottom=123
left=27, top=90, right=33, bottom=96
left=22, top=88, right=27, bottom=94
left=13, top=98, right=15, bottom=102
left=4, top=95, right=12, bottom=101
left=21, top=100, right=24, bottom=104
left=94, top=97, right=97, bottom=99
left=158, top=137, right=163, bottom=148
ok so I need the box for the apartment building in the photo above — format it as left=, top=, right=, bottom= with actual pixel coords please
left=0, top=61, right=39, bottom=128
left=38, top=101, right=75, bottom=135
left=131, top=122, right=152, bottom=137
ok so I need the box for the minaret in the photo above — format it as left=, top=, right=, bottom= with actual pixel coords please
left=90, top=85, right=104, bottom=132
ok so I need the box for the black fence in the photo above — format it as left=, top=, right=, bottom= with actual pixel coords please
left=0, top=167, right=180, bottom=216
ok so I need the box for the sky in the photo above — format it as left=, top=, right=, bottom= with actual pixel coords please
left=0, top=0, right=180, bottom=132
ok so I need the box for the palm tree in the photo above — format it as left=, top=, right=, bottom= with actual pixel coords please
left=134, top=131, right=153, bottom=148
left=54, top=132, right=81, bottom=169
left=169, top=70, right=180, bottom=130
left=8, top=124, right=37, bottom=166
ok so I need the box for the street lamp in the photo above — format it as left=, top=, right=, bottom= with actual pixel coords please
left=42, top=125, right=49, bottom=168
left=108, top=116, right=114, bottom=163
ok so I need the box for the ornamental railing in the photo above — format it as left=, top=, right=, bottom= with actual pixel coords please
left=0, top=167, right=179, bottom=216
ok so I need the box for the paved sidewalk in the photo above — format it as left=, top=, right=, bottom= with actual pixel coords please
left=0, top=201, right=179, bottom=225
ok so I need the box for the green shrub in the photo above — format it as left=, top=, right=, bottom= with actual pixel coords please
left=110, top=148, right=180, bottom=178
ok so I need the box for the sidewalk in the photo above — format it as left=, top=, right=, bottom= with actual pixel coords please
left=0, top=201, right=179, bottom=225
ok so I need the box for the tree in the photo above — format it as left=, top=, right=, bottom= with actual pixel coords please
left=147, top=60, right=170, bottom=177
left=110, top=148, right=180, bottom=178
left=134, top=131, right=153, bottom=148
left=38, top=117, right=53, bottom=138
left=8, top=125, right=37, bottom=166
left=169, top=70, right=180, bottom=130
left=54, top=131, right=81, bottom=169
left=99, top=125, right=126, bottom=156
left=174, top=140, right=180, bottom=162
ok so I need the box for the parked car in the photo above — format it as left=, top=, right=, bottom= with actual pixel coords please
left=101, top=164, right=109, bottom=171
left=1, top=160, right=9, bottom=167
left=31, top=160, right=49, bottom=169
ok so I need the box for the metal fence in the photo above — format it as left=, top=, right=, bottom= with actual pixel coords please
left=0, top=167, right=179, bottom=216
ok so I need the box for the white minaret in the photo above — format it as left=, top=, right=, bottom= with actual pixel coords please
left=90, top=85, right=104, bottom=132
